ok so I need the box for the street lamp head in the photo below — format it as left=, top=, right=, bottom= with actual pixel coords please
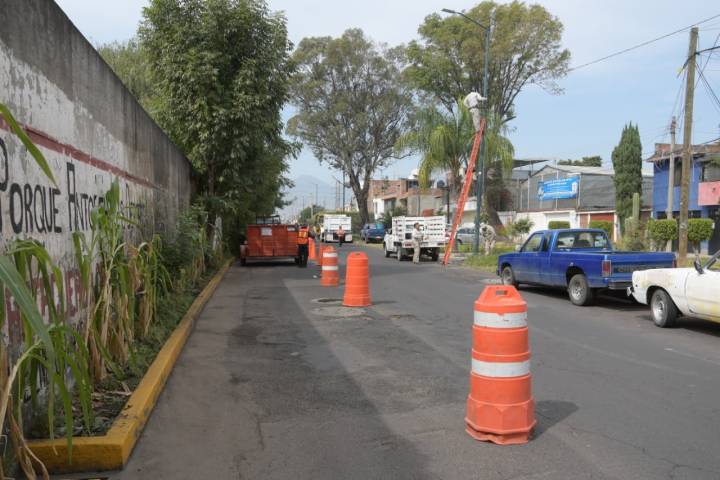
left=441, top=8, right=458, bottom=14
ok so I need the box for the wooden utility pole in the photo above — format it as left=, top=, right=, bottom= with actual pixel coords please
left=666, top=116, right=676, bottom=251
left=678, top=27, right=698, bottom=262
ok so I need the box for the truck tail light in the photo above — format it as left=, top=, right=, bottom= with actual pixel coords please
left=602, top=259, right=611, bottom=277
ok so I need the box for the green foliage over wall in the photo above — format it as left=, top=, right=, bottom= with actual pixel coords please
left=548, top=221, right=570, bottom=229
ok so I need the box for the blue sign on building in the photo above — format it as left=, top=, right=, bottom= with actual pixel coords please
left=538, top=176, right=579, bottom=200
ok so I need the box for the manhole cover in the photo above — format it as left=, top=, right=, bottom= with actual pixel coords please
left=311, top=298, right=343, bottom=305
left=311, top=306, right=367, bottom=317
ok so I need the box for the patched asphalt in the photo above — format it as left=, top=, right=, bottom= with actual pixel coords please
left=80, top=243, right=720, bottom=480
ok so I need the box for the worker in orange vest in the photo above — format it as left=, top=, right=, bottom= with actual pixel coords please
left=297, top=224, right=310, bottom=267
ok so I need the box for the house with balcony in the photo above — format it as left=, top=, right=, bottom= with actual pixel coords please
left=647, top=141, right=720, bottom=253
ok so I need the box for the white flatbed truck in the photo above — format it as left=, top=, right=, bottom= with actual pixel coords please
left=321, top=214, right=353, bottom=243
left=383, top=216, right=446, bottom=262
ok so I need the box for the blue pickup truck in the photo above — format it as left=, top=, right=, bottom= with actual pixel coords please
left=360, top=222, right=386, bottom=243
left=497, top=229, right=675, bottom=306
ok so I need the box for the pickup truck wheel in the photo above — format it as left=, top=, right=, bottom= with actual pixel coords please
left=501, top=266, right=518, bottom=288
left=384, top=244, right=391, bottom=258
left=240, top=257, right=247, bottom=266
left=650, top=289, right=679, bottom=328
left=568, top=274, right=594, bottom=306
left=431, top=250, right=439, bottom=262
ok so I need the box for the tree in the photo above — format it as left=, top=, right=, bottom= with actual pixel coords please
left=139, top=0, right=295, bottom=224
left=611, top=123, right=643, bottom=228
left=558, top=156, right=602, bottom=167
left=287, top=29, right=413, bottom=226
left=687, top=218, right=714, bottom=255
left=98, top=38, right=156, bottom=114
left=405, top=1, right=570, bottom=123
left=396, top=101, right=513, bottom=193
left=299, top=204, right=324, bottom=224
left=395, top=101, right=513, bottom=221
left=647, top=218, right=678, bottom=251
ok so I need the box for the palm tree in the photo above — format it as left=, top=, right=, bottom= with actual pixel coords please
left=395, top=100, right=514, bottom=214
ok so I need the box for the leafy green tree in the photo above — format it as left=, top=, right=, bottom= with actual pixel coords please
left=98, top=38, right=156, bottom=113
left=558, top=156, right=602, bottom=167
left=299, top=205, right=324, bottom=223
left=611, top=123, right=642, bottom=228
left=688, top=218, right=714, bottom=254
left=139, top=0, right=295, bottom=226
left=646, top=218, right=678, bottom=251
left=405, top=1, right=570, bottom=123
left=396, top=102, right=513, bottom=202
left=287, top=29, right=413, bottom=226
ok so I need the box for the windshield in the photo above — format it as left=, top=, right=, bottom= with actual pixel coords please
left=555, top=231, right=609, bottom=250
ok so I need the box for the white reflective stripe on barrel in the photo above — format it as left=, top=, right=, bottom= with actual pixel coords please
left=324, top=253, right=338, bottom=258
left=322, top=266, right=339, bottom=271
left=471, top=359, right=530, bottom=377
left=473, top=311, right=527, bottom=329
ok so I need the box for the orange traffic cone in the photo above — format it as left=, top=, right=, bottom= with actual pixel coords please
left=309, top=237, right=317, bottom=263
left=320, top=247, right=339, bottom=287
left=343, top=252, right=371, bottom=307
left=466, top=285, right=535, bottom=445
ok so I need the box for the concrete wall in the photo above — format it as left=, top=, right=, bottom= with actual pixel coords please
left=0, top=0, right=192, bottom=336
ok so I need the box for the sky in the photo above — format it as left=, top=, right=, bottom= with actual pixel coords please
left=55, top=0, right=720, bottom=200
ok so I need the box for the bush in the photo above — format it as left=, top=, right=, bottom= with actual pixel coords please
left=506, top=218, right=533, bottom=241
left=688, top=218, right=714, bottom=253
left=548, top=220, right=570, bottom=229
left=646, top=218, right=677, bottom=251
left=589, top=220, right=613, bottom=238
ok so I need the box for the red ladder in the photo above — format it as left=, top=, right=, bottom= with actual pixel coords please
left=442, top=119, right=486, bottom=266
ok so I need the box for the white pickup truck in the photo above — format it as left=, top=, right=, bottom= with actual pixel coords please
left=629, top=250, right=719, bottom=328
left=384, top=216, right=446, bottom=262
left=321, top=214, right=353, bottom=243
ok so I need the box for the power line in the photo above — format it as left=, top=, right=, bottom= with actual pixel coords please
left=568, top=12, right=720, bottom=72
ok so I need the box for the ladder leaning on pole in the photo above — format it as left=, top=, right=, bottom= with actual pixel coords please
left=442, top=118, right=486, bottom=266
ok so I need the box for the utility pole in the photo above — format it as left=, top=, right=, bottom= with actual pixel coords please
left=678, top=27, right=698, bottom=263
left=665, top=116, right=676, bottom=252
left=473, top=11, right=493, bottom=255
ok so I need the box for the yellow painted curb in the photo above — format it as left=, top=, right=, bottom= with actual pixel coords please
left=28, top=259, right=234, bottom=473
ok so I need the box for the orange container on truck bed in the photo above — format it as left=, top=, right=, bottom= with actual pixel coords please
left=240, top=216, right=299, bottom=265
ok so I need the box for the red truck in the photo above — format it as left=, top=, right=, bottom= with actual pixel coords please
left=240, top=216, right=300, bottom=266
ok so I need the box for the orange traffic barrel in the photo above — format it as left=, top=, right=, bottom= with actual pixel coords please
left=320, top=247, right=339, bottom=287
left=309, top=237, right=317, bottom=263
left=343, top=252, right=371, bottom=307
left=466, top=285, right=535, bottom=445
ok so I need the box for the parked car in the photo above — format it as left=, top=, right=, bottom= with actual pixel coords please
left=629, top=250, right=720, bottom=327
left=360, top=222, right=386, bottom=243
left=455, top=227, right=476, bottom=245
left=497, top=229, right=676, bottom=306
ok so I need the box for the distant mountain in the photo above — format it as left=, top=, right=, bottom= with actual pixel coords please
left=278, top=174, right=339, bottom=220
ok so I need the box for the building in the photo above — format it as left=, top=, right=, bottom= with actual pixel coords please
left=513, top=164, right=653, bottom=239
left=646, top=141, right=720, bottom=252
left=368, top=171, right=443, bottom=218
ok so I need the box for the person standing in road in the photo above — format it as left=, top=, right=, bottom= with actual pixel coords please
left=297, top=224, right=310, bottom=267
left=412, top=222, right=424, bottom=264
left=337, top=225, right=345, bottom=248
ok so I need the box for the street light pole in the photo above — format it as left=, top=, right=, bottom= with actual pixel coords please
left=442, top=8, right=492, bottom=255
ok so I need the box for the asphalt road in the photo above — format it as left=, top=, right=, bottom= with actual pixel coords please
left=104, top=243, right=720, bottom=480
